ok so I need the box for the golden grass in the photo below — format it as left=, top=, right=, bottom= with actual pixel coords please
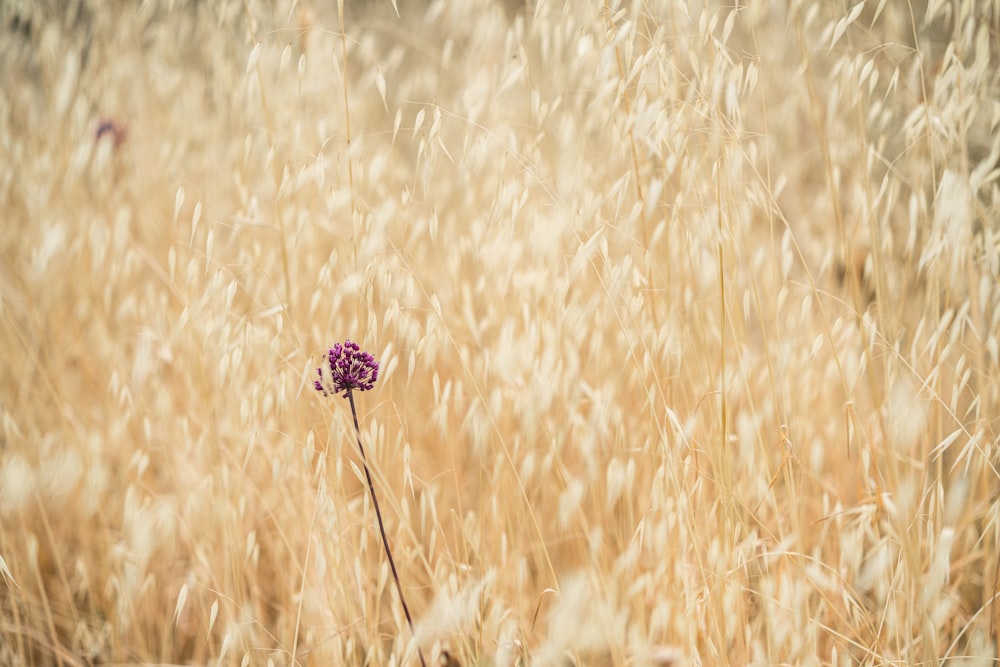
left=2, top=0, right=999, bottom=665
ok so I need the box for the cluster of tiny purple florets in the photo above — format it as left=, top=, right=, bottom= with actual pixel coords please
left=314, top=340, right=379, bottom=397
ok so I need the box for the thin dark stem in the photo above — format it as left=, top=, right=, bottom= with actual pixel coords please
left=346, top=389, right=427, bottom=667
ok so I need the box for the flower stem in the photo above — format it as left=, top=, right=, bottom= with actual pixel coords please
left=346, top=389, right=427, bottom=667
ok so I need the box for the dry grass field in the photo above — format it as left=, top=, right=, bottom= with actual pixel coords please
left=2, top=0, right=1000, bottom=664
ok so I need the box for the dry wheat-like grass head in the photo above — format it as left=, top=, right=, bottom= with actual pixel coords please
left=1, top=0, right=999, bottom=665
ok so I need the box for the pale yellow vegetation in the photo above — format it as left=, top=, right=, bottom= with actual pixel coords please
left=2, top=0, right=999, bottom=665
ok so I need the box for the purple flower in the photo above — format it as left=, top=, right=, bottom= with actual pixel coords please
left=95, top=118, right=127, bottom=148
left=310, top=338, right=422, bottom=665
left=314, top=340, right=379, bottom=397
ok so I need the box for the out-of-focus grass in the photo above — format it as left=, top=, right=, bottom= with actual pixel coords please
left=2, top=1, right=999, bottom=665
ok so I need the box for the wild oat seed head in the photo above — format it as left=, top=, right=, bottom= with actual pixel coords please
left=314, top=340, right=379, bottom=397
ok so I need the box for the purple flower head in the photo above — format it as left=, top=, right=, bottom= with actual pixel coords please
left=314, top=340, right=379, bottom=397
left=95, top=118, right=127, bottom=149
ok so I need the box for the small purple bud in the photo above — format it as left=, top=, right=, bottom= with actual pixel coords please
left=96, top=118, right=127, bottom=149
